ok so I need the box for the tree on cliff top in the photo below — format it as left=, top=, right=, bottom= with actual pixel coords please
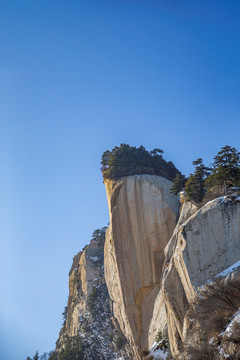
left=101, top=144, right=180, bottom=181
left=185, top=158, right=210, bottom=203
left=205, top=145, right=240, bottom=193
left=178, top=145, right=240, bottom=204
left=90, top=226, right=107, bottom=249
left=170, top=173, right=187, bottom=195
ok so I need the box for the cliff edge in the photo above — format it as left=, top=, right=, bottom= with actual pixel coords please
left=53, top=176, right=240, bottom=360
left=104, top=175, right=180, bottom=359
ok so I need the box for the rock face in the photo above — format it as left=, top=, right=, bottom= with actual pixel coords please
left=162, top=198, right=240, bottom=357
left=104, top=175, right=180, bottom=359
left=53, top=174, right=240, bottom=360
left=147, top=199, right=198, bottom=350
left=56, top=242, right=131, bottom=359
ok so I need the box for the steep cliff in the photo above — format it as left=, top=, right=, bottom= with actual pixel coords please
left=162, top=197, right=240, bottom=358
left=53, top=174, right=240, bottom=360
left=56, top=242, right=131, bottom=359
left=148, top=198, right=198, bottom=352
left=104, top=175, right=180, bottom=359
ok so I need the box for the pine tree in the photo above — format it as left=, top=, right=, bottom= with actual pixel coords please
left=90, top=226, right=107, bottom=249
left=58, top=336, right=84, bottom=360
left=62, top=305, right=68, bottom=326
left=170, top=173, right=187, bottom=195
left=205, top=145, right=240, bottom=193
left=33, top=351, right=39, bottom=360
left=150, top=148, right=163, bottom=156
left=185, top=159, right=209, bottom=203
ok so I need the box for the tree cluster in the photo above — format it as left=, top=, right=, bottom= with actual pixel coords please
left=170, top=145, right=240, bottom=204
left=58, top=336, right=85, bottom=360
left=101, top=144, right=180, bottom=181
left=90, top=226, right=107, bottom=249
left=28, top=337, right=85, bottom=360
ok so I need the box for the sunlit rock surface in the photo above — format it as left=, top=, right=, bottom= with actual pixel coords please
left=104, top=175, right=180, bottom=359
left=162, top=198, right=240, bottom=357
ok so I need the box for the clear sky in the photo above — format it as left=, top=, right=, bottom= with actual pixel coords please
left=0, top=1, right=240, bottom=359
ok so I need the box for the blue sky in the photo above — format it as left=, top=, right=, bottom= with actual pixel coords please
left=0, top=1, right=240, bottom=359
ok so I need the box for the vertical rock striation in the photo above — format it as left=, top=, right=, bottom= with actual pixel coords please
left=56, top=242, right=131, bottom=359
left=104, top=175, right=180, bottom=359
left=53, top=175, right=240, bottom=359
left=162, top=198, right=240, bottom=357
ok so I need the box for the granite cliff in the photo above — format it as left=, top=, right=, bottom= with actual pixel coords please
left=56, top=242, right=131, bottom=359
left=54, top=175, right=240, bottom=359
left=103, top=176, right=240, bottom=359
left=162, top=196, right=240, bottom=358
left=104, top=175, right=180, bottom=359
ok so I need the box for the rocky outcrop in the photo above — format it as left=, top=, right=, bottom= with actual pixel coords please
left=53, top=173, right=240, bottom=360
left=147, top=199, right=198, bottom=349
left=162, top=198, right=240, bottom=357
left=56, top=242, right=131, bottom=359
left=104, top=175, right=180, bottom=359
left=177, top=197, right=198, bottom=228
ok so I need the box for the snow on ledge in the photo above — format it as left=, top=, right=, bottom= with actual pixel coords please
left=149, top=342, right=168, bottom=360
left=215, top=260, right=240, bottom=279
left=224, top=309, right=240, bottom=338
left=199, top=260, right=240, bottom=289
